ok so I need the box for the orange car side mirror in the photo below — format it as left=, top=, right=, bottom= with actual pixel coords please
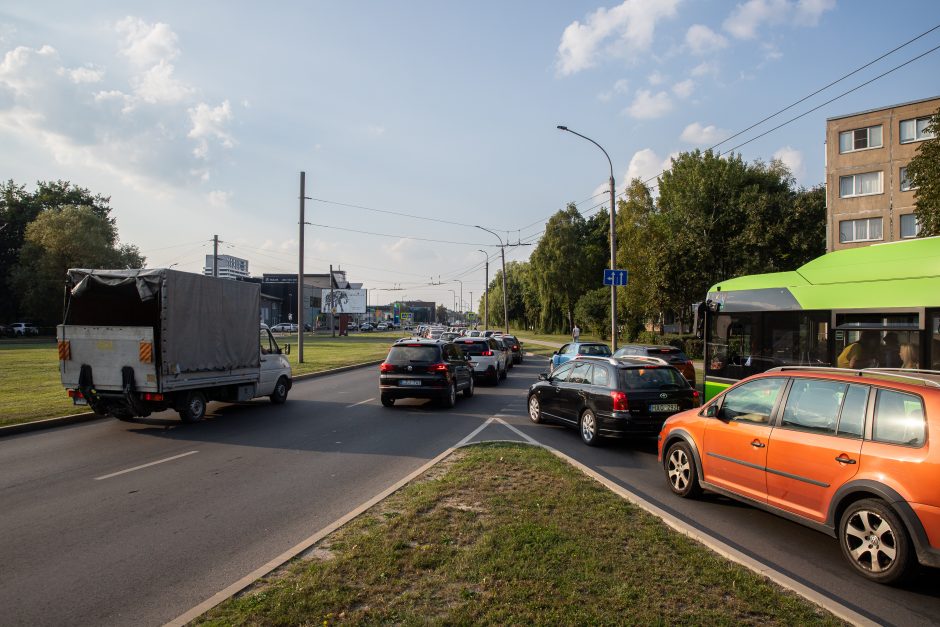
left=703, top=404, right=718, bottom=418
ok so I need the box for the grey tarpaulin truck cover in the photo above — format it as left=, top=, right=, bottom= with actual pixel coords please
left=64, top=268, right=260, bottom=378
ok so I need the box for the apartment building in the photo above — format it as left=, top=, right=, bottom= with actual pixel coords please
left=825, top=96, right=939, bottom=251
left=203, top=253, right=250, bottom=279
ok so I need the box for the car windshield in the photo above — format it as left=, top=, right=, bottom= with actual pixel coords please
left=619, top=366, right=687, bottom=389
left=456, top=341, right=488, bottom=356
left=579, top=344, right=612, bottom=356
left=385, top=345, right=439, bottom=364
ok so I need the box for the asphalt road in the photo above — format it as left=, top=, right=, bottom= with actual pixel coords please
left=3, top=356, right=939, bottom=626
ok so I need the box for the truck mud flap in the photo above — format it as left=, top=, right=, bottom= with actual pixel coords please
left=121, top=366, right=151, bottom=418
left=78, top=364, right=107, bottom=416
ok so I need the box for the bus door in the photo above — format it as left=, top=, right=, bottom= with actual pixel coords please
left=929, top=310, right=940, bottom=370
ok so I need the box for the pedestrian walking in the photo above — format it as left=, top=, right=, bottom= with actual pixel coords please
left=572, top=324, right=580, bottom=342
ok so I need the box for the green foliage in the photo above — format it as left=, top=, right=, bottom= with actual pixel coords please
left=909, top=107, right=940, bottom=236
left=574, top=288, right=610, bottom=340
left=10, top=205, right=144, bottom=324
left=0, top=180, right=138, bottom=324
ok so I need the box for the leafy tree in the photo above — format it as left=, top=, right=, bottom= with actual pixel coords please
left=574, top=288, right=610, bottom=339
left=435, top=304, right=448, bottom=323
left=11, top=206, right=143, bottom=324
left=1, top=180, right=121, bottom=321
left=909, top=107, right=940, bottom=235
left=616, top=178, right=664, bottom=338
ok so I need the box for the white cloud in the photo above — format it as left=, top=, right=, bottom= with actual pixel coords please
left=623, top=148, right=671, bottom=185
left=773, top=145, right=804, bottom=179
left=672, top=79, right=694, bottom=99
left=691, top=61, right=719, bottom=77
left=597, top=78, right=629, bottom=102
left=188, top=100, right=235, bottom=158
left=116, top=17, right=180, bottom=66
left=66, top=65, right=104, bottom=84
left=364, top=124, right=386, bottom=137
left=648, top=70, right=666, bottom=85
left=555, top=0, right=680, bottom=76
left=723, top=0, right=788, bottom=39
left=624, top=89, right=673, bottom=119
left=685, top=24, right=728, bottom=55
left=207, top=190, right=231, bottom=208
left=794, top=0, right=836, bottom=25
left=131, top=59, right=193, bottom=104
left=723, top=0, right=835, bottom=39
left=762, top=42, right=783, bottom=61
left=680, top=122, right=730, bottom=145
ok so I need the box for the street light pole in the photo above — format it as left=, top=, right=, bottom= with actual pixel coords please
left=476, top=226, right=508, bottom=335
left=477, top=249, right=488, bottom=331
left=454, top=279, right=463, bottom=322
left=556, top=125, right=618, bottom=351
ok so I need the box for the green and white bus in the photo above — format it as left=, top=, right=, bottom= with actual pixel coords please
left=701, top=237, right=940, bottom=400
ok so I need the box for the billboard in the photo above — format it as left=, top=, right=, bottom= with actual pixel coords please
left=321, top=289, right=366, bottom=314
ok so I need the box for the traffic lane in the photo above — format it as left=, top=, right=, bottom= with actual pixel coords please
left=505, top=356, right=940, bottom=627
left=0, top=365, right=518, bottom=627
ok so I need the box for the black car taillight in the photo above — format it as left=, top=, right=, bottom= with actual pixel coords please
left=380, top=363, right=394, bottom=373
left=428, top=363, right=449, bottom=373
left=611, top=391, right=629, bottom=411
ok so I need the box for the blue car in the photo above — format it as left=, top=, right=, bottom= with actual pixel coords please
left=550, top=342, right=612, bottom=372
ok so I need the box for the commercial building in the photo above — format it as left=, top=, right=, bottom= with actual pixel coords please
left=825, top=96, right=939, bottom=252
left=261, top=270, right=361, bottom=326
left=204, top=254, right=250, bottom=279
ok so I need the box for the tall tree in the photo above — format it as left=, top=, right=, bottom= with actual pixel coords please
left=616, top=178, right=664, bottom=337
left=11, top=206, right=143, bottom=324
left=908, top=107, right=940, bottom=235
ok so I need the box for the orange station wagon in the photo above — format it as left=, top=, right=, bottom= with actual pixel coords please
left=658, top=366, right=940, bottom=584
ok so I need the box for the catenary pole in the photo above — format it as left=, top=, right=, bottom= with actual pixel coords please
left=298, top=172, right=305, bottom=363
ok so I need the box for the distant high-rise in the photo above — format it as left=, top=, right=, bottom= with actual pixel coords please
left=204, top=254, right=250, bottom=279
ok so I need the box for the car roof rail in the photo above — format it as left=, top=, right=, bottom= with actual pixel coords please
left=574, top=355, right=619, bottom=365
left=765, top=366, right=940, bottom=389
left=616, top=355, right=670, bottom=366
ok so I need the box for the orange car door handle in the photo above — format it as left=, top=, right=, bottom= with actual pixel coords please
left=750, top=440, right=765, bottom=448
left=835, top=456, right=857, bottom=464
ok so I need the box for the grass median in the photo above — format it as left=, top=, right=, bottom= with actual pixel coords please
left=0, top=332, right=402, bottom=428
left=195, top=443, right=842, bottom=626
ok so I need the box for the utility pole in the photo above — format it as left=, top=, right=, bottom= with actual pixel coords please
left=478, top=249, right=488, bottom=330
left=329, top=263, right=335, bottom=338
left=212, top=234, right=219, bottom=277
left=298, top=172, right=306, bottom=363
left=500, top=245, right=508, bottom=335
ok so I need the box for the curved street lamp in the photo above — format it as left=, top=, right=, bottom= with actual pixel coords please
left=556, top=125, right=618, bottom=350
left=477, top=249, right=489, bottom=330
left=475, top=226, right=508, bottom=335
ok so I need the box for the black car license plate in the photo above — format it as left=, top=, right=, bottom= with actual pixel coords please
left=649, top=403, right=679, bottom=412
left=399, top=380, right=421, bottom=386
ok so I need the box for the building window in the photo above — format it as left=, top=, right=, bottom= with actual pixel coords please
left=900, top=213, right=921, bottom=239
left=900, top=166, right=917, bottom=192
left=839, top=125, right=883, bottom=153
left=900, top=116, right=936, bottom=144
left=839, top=217, right=883, bottom=243
left=839, top=171, right=883, bottom=198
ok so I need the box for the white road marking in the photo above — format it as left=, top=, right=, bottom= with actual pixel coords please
left=94, top=451, right=199, bottom=481
left=346, top=398, right=375, bottom=408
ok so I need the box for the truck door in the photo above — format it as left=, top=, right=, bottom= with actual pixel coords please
left=259, top=328, right=280, bottom=395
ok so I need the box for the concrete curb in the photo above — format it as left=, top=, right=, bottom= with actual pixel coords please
left=0, top=360, right=385, bottom=438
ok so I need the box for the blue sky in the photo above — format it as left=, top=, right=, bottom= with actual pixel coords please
left=1, top=1, right=939, bottom=308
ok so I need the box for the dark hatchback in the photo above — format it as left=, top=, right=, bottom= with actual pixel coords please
left=613, top=344, right=696, bottom=386
left=499, top=335, right=524, bottom=364
left=379, top=340, right=474, bottom=408
left=527, top=356, right=700, bottom=445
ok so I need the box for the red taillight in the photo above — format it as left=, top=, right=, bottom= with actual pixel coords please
left=692, top=390, right=701, bottom=406
left=611, top=390, right=629, bottom=411
left=428, top=363, right=449, bottom=373
left=481, top=350, right=493, bottom=356
left=512, top=345, right=519, bottom=350
left=380, top=363, right=394, bottom=373
left=141, top=393, right=164, bottom=401
left=67, top=389, right=84, bottom=399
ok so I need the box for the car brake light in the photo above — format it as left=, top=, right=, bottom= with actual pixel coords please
left=428, top=363, right=449, bottom=373
left=141, top=393, right=164, bottom=401
left=513, top=345, right=519, bottom=350
left=611, top=391, right=629, bottom=411
left=481, top=350, right=493, bottom=356
left=692, top=390, right=701, bottom=406
left=380, top=363, right=394, bottom=373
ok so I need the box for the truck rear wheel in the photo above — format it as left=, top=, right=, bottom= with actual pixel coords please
left=270, top=377, right=289, bottom=404
left=178, top=391, right=207, bottom=423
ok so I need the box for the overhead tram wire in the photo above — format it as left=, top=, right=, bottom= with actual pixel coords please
left=302, top=222, right=496, bottom=247
left=309, top=197, right=479, bottom=229
left=707, top=22, right=940, bottom=155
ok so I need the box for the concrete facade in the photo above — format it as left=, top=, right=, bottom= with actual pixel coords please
left=825, top=96, right=939, bottom=251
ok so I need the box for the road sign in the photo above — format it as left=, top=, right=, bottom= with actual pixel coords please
left=603, top=269, right=629, bottom=286
left=401, top=312, right=414, bottom=323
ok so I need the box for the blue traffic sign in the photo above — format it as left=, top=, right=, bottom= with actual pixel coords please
left=603, top=269, right=629, bottom=286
